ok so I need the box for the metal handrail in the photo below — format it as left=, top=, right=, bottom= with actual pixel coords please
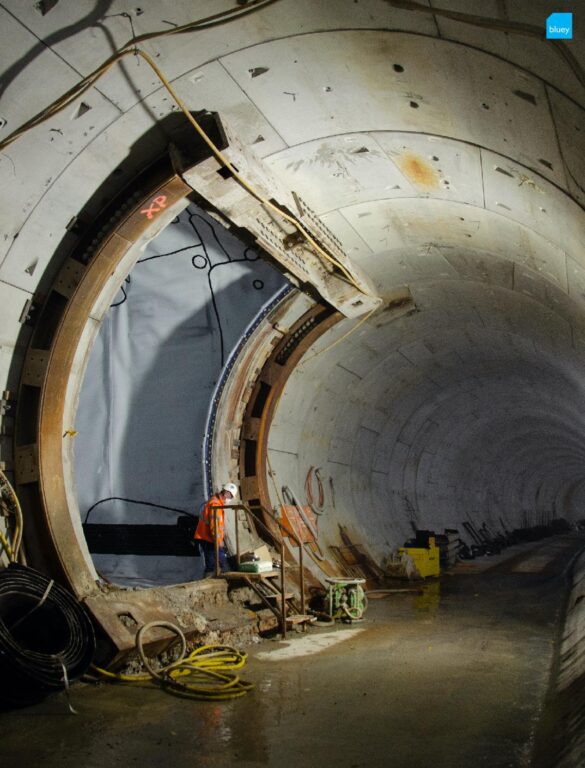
left=208, top=502, right=306, bottom=637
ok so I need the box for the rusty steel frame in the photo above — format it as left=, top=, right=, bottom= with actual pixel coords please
left=11, top=144, right=343, bottom=663
left=14, top=164, right=192, bottom=596
left=210, top=501, right=311, bottom=637
left=238, top=304, right=342, bottom=513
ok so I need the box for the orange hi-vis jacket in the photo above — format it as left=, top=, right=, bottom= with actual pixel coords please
left=194, top=494, right=225, bottom=545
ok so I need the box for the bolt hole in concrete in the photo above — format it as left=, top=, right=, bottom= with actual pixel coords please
left=513, top=89, right=537, bottom=106
left=248, top=66, right=269, bottom=78
left=393, top=63, right=404, bottom=72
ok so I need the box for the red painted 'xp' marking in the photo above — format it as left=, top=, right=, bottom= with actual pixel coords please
left=140, top=195, right=168, bottom=219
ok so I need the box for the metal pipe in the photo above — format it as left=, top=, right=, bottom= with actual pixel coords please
left=214, top=507, right=220, bottom=578
left=280, top=538, right=287, bottom=639
left=235, top=511, right=240, bottom=569
left=220, top=502, right=305, bottom=639
left=299, top=537, right=305, bottom=617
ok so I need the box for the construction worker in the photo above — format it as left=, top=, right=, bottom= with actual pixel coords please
left=195, top=482, right=238, bottom=576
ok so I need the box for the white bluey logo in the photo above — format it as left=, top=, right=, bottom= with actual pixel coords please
left=546, top=12, right=573, bottom=39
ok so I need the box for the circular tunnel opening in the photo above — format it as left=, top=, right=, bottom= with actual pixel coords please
left=260, top=267, right=585, bottom=578
left=74, top=201, right=289, bottom=587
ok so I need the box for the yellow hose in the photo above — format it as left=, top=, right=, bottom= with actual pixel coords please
left=92, top=622, right=254, bottom=701
left=0, top=528, right=14, bottom=562
left=0, top=468, right=24, bottom=563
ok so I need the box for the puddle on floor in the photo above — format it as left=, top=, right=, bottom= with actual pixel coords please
left=414, top=580, right=441, bottom=613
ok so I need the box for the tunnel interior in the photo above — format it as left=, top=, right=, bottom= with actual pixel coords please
left=1, top=2, right=585, bottom=763
left=42, top=16, right=584, bottom=588
left=0, top=0, right=585, bottom=578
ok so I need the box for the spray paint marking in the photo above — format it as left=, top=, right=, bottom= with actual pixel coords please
left=140, top=195, right=167, bottom=219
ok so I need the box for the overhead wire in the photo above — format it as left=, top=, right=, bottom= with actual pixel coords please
left=129, top=49, right=374, bottom=297
left=0, top=0, right=282, bottom=151
left=0, top=12, right=375, bottom=305
left=1, top=0, right=582, bottom=373
left=0, top=0, right=380, bottom=376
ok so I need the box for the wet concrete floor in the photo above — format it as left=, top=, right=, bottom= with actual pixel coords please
left=2, top=535, right=584, bottom=768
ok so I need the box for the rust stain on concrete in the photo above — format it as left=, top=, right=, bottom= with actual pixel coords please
left=397, top=153, right=439, bottom=188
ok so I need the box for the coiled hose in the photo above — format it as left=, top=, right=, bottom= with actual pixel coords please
left=92, top=621, right=254, bottom=701
left=0, top=563, right=95, bottom=707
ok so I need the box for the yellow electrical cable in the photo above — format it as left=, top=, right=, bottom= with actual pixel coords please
left=123, top=47, right=375, bottom=298
left=0, top=0, right=282, bottom=150
left=0, top=468, right=24, bottom=563
left=0, top=528, right=15, bottom=562
left=92, top=624, right=254, bottom=701
left=0, top=1, right=381, bottom=382
left=131, top=46, right=382, bottom=355
left=0, top=41, right=375, bottom=303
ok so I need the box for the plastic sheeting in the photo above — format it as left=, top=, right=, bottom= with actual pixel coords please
left=75, top=205, right=287, bottom=586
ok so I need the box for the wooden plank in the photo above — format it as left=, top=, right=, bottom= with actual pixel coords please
left=286, top=614, right=316, bottom=625
left=222, top=569, right=280, bottom=580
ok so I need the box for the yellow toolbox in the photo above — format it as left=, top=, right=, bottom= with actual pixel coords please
left=398, top=537, right=441, bottom=578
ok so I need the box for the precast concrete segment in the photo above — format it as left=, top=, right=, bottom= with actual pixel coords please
left=0, top=0, right=585, bottom=694
left=0, top=14, right=584, bottom=384
left=265, top=275, right=585, bottom=561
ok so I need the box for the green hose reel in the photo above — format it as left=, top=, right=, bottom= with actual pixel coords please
left=325, top=577, right=367, bottom=622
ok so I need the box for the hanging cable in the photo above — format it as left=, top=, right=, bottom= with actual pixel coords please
left=128, top=49, right=374, bottom=297
left=383, top=0, right=584, bottom=88
left=305, top=466, right=325, bottom=513
left=0, top=39, right=375, bottom=305
left=0, top=1, right=380, bottom=374
left=0, top=468, right=24, bottom=563
left=83, top=496, right=196, bottom=525
left=0, top=0, right=282, bottom=151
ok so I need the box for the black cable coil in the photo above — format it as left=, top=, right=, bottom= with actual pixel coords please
left=0, top=563, right=95, bottom=707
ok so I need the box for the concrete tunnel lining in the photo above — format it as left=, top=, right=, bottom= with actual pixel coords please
left=1, top=7, right=581, bottom=588
left=1, top=2, right=585, bottom=762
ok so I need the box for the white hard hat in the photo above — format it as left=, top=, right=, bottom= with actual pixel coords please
left=222, top=482, right=238, bottom=498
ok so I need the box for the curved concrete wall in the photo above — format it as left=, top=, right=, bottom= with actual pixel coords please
left=0, top=3, right=584, bottom=580
left=535, top=550, right=585, bottom=767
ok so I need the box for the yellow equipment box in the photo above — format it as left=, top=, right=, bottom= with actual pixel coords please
left=398, top=537, right=440, bottom=578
